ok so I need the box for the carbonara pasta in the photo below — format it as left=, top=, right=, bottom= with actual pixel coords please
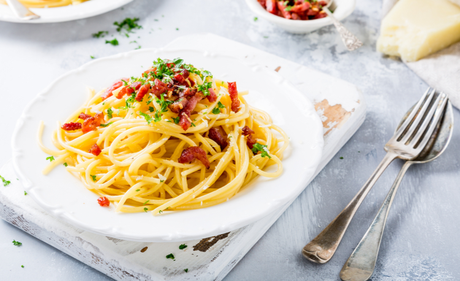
left=39, top=58, right=289, bottom=215
left=0, top=0, right=88, bottom=8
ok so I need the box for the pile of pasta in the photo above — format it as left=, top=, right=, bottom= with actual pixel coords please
left=0, top=0, right=87, bottom=8
left=39, top=58, right=289, bottom=215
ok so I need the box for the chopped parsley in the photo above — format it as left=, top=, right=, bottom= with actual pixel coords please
left=191, top=122, right=196, bottom=127
left=107, top=108, right=113, bottom=119
left=184, top=268, right=188, bottom=273
left=92, top=31, right=108, bottom=38
left=159, top=210, right=163, bottom=214
left=197, top=81, right=213, bottom=96
left=154, top=110, right=162, bottom=122
left=172, top=116, right=180, bottom=124
left=90, top=175, right=97, bottom=182
left=179, top=244, right=187, bottom=250
left=252, top=143, right=271, bottom=158
left=144, top=207, right=148, bottom=212
left=285, top=5, right=293, bottom=11
left=90, top=56, right=95, bottom=59
left=114, top=17, right=142, bottom=33
left=46, top=156, right=55, bottom=162
left=12, top=240, right=22, bottom=246
left=144, top=200, right=150, bottom=205
left=139, top=112, right=153, bottom=124
left=166, top=253, right=175, bottom=260
left=136, top=189, right=140, bottom=192
left=148, top=106, right=154, bottom=113
left=24, top=191, right=27, bottom=196
left=176, top=28, right=179, bottom=31
left=21, top=265, right=24, bottom=268
left=100, top=122, right=113, bottom=127
left=135, top=45, right=142, bottom=50
left=156, top=94, right=172, bottom=113
left=340, top=157, right=344, bottom=159
left=0, top=175, right=11, bottom=187
left=212, top=101, right=225, bottom=114
left=105, top=39, right=119, bottom=46
left=254, top=17, right=258, bottom=21
left=125, top=94, right=136, bottom=108
left=63, top=163, right=68, bottom=167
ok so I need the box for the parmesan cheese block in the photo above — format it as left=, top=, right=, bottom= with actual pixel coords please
left=377, top=0, right=460, bottom=62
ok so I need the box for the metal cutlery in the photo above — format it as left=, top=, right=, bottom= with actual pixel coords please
left=5, top=0, right=40, bottom=20
left=302, top=88, right=448, bottom=264
left=340, top=94, right=452, bottom=281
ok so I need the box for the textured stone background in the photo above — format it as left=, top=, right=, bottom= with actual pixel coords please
left=0, top=0, right=459, bottom=280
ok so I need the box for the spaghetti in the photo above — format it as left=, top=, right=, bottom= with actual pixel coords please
left=0, top=0, right=88, bottom=8
left=39, top=58, right=289, bottom=215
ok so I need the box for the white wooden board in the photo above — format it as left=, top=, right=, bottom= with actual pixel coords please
left=0, top=33, right=365, bottom=281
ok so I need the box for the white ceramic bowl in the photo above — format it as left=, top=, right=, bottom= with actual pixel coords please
left=245, top=0, right=356, bottom=34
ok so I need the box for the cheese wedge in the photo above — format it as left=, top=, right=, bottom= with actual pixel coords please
left=377, top=0, right=460, bottom=62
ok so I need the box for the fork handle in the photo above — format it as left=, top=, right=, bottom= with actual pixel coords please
left=302, top=152, right=397, bottom=264
left=340, top=161, right=412, bottom=281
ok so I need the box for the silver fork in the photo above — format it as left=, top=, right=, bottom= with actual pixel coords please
left=302, top=88, right=447, bottom=264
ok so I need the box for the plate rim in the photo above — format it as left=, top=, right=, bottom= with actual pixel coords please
left=11, top=47, right=324, bottom=241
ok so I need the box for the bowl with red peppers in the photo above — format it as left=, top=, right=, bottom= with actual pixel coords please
left=246, top=0, right=356, bottom=34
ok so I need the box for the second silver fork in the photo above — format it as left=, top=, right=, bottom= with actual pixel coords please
left=302, top=88, right=448, bottom=264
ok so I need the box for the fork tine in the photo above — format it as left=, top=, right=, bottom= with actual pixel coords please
left=408, top=93, right=446, bottom=147
left=399, top=89, right=435, bottom=143
left=413, top=94, right=448, bottom=150
left=394, top=88, right=435, bottom=140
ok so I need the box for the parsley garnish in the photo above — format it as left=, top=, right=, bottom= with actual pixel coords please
left=107, top=108, right=113, bottom=119
left=105, top=39, right=119, bottom=46
left=166, top=253, right=175, bottom=260
left=125, top=94, right=136, bottom=108
left=90, top=56, right=95, bottom=59
left=21, top=265, right=24, bottom=268
left=114, top=17, right=142, bottom=33
left=90, top=175, right=97, bottom=182
left=172, top=116, right=180, bottom=124
left=139, top=112, right=153, bottom=124
left=100, top=122, right=113, bottom=127
left=46, top=156, right=55, bottom=162
left=184, top=268, right=188, bottom=273
left=254, top=17, right=258, bottom=21
left=136, top=189, right=140, bottom=191
left=12, top=240, right=22, bottom=246
left=176, top=28, right=179, bottom=31
left=156, top=94, right=172, bottom=113
left=159, top=210, right=163, bottom=214
left=63, top=163, right=68, bottom=167
left=135, top=45, right=142, bottom=50
left=92, top=31, right=108, bottom=38
left=285, top=5, right=293, bottom=11
left=251, top=143, right=271, bottom=158
left=148, top=106, right=154, bottom=112
left=0, top=175, right=11, bottom=187
left=154, top=110, right=162, bottom=122
left=24, top=191, right=27, bottom=196
left=144, top=207, right=148, bottom=212
left=179, top=244, right=187, bottom=250
left=212, top=101, right=225, bottom=114
left=191, top=122, right=196, bottom=127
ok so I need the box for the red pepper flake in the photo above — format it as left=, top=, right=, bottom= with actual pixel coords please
left=89, top=143, right=102, bottom=156
left=97, top=196, right=110, bottom=207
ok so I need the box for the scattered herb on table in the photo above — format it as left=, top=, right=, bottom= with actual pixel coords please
left=21, top=265, right=24, bottom=268
left=166, top=253, right=175, bottom=260
left=340, top=157, right=344, bottom=159
left=90, top=56, right=95, bottom=59
left=46, top=156, right=55, bottom=162
left=92, top=31, right=108, bottom=38
left=179, top=244, right=187, bottom=250
left=184, top=268, right=188, bottom=273
left=114, top=17, right=142, bottom=33
left=12, top=240, right=22, bottom=246
left=105, top=39, right=119, bottom=46
left=0, top=175, right=11, bottom=186
left=24, top=191, right=27, bottom=196
left=254, top=17, right=258, bottom=21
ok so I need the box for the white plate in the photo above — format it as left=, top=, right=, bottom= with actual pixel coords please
left=0, top=0, right=132, bottom=23
left=12, top=48, right=324, bottom=242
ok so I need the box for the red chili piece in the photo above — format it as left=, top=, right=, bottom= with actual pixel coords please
left=227, top=82, right=241, bottom=113
left=82, top=112, right=104, bottom=133
left=151, top=78, right=168, bottom=98
left=179, top=92, right=203, bottom=131
left=61, top=122, right=82, bottom=131
left=89, top=143, right=102, bottom=156
left=242, top=126, right=257, bottom=149
left=207, top=88, right=217, bottom=103
left=97, top=196, right=110, bottom=207
left=135, top=83, right=151, bottom=101
left=208, top=127, right=228, bottom=150
left=178, top=146, right=210, bottom=168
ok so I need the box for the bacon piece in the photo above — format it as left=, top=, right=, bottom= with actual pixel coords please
left=242, top=126, right=257, bottom=149
left=97, top=196, right=110, bottom=207
left=168, top=98, right=188, bottom=113
left=151, top=78, right=168, bottom=98
left=61, top=122, right=82, bottom=131
left=292, top=13, right=301, bottom=20
left=277, top=1, right=292, bottom=19
left=101, top=79, right=126, bottom=100
left=178, top=146, right=210, bottom=168
left=313, top=11, right=327, bottom=19
left=135, top=84, right=151, bottom=101
left=306, top=8, right=319, bottom=16
left=180, top=87, right=197, bottom=98
left=82, top=112, right=104, bottom=133
left=266, top=0, right=277, bottom=14
left=79, top=112, right=92, bottom=120
left=143, top=68, right=155, bottom=76
left=207, top=88, right=217, bottom=103
left=179, top=92, right=203, bottom=131
left=181, top=69, right=190, bottom=79
left=89, top=143, right=102, bottom=156
left=227, top=82, right=241, bottom=113
left=258, top=0, right=266, bottom=8
left=209, top=127, right=228, bottom=150
left=318, top=0, right=328, bottom=6
left=174, top=73, right=185, bottom=84
left=291, top=1, right=310, bottom=13
left=116, top=82, right=141, bottom=99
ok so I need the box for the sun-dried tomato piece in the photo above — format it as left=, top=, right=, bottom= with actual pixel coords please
left=227, top=82, right=241, bottom=113
left=151, top=78, right=168, bottom=98
left=79, top=112, right=92, bottom=120
left=101, top=79, right=126, bottom=100
left=61, top=122, right=82, bottom=131
left=89, top=143, right=102, bottom=156
left=135, top=83, right=151, bottom=102
left=242, top=126, right=257, bottom=149
left=97, top=196, right=110, bottom=207
left=179, top=92, right=203, bottom=131
left=209, top=127, right=228, bottom=150
left=178, top=146, right=210, bottom=168
left=207, top=88, right=217, bottom=103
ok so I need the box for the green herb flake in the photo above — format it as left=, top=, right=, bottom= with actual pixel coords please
left=212, top=101, right=225, bottom=114
left=107, top=108, right=113, bottom=119
left=114, top=17, right=142, bottom=33
left=46, top=156, right=55, bottom=162
left=144, top=207, right=148, bottom=213
left=100, top=122, right=113, bottom=127
left=166, top=253, right=175, bottom=260
left=139, top=112, right=153, bottom=124
left=148, top=106, right=154, bottom=113
left=144, top=200, right=150, bottom=205
left=105, top=38, right=119, bottom=46
left=340, top=157, right=344, bottom=159
left=92, top=31, right=108, bottom=38
left=12, top=240, right=22, bottom=246
left=21, top=265, right=24, bottom=268
left=24, top=191, right=27, bottom=196
left=90, top=56, right=95, bottom=59
left=251, top=143, right=271, bottom=159
left=172, top=116, right=180, bottom=124
left=254, top=17, right=258, bottom=21
left=179, top=244, right=187, bottom=250
left=90, top=175, right=97, bottom=182
left=159, top=210, right=163, bottom=214
left=0, top=175, right=11, bottom=187
left=154, top=110, right=162, bottom=122
left=63, top=163, right=68, bottom=167
left=176, top=28, right=179, bottom=31
left=184, top=268, right=188, bottom=273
